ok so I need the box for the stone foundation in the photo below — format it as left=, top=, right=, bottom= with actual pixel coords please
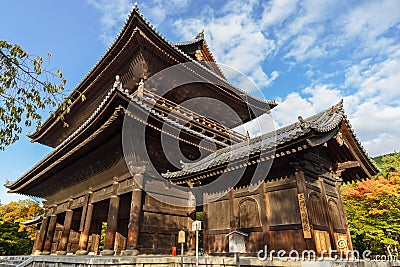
left=0, top=256, right=399, bottom=267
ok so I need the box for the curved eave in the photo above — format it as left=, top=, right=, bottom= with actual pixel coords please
left=8, top=85, right=243, bottom=195
left=28, top=5, right=275, bottom=147
left=174, top=36, right=226, bottom=78
left=163, top=100, right=377, bottom=182
left=6, top=89, right=127, bottom=195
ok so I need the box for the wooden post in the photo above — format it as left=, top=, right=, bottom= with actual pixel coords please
left=125, top=174, right=143, bottom=256
left=294, top=164, right=313, bottom=250
left=102, top=180, right=120, bottom=256
left=229, top=189, right=236, bottom=231
left=203, top=192, right=209, bottom=254
left=335, top=175, right=354, bottom=251
left=42, top=205, right=57, bottom=255
left=187, top=191, right=196, bottom=256
left=90, top=221, right=102, bottom=255
left=76, top=192, right=93, bottom=255
left=57, top=199, right=74, bottom=255
left=259, top=183, right=270, bottom=247
left=33, top=211, right=49, bottom=255
left=319, top=177, right=337, bottom=250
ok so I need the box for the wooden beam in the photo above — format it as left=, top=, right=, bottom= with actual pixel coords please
left=336, top=161, right=360, bottom=170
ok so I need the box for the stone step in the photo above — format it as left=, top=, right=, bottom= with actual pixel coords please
left=0, top=256, right=32, bottom=267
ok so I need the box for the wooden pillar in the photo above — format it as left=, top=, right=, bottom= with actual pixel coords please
left=319, top=177, right=337, bottom=250
left=125, top=174, right=143, bottom=256
left=335, top=175, right=354, bottom=251
left=102, top=180, right=120, bottom=256
left=31, top=228, right=41, bottom=254
left=229, top=189, right=236, bottom=231
left=76, top=192, right=93, bottom=255
left=258, top=183, right=270, bottom=247
left=187, top=191, right=196, bottom=256
left=57, top=199, right=74, bottom=255
left=294, top=164, right=313, bottom=250
left=33, top=211, right=49, bottom=255
left=203, top=192, right=209, bottom=254
left=89, top=221, right=101, bottom=255
left=42, top=205, right=58, bottom=255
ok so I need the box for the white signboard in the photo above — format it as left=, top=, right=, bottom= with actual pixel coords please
left=192, top=220, right=202, bottom=231
left=178, top=230, right=185, bottom=244
left=228, top=234, right=246, bottom=253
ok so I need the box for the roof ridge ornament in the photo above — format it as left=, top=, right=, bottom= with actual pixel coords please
left=133, top=2, right=139, bottom=11
left=336, top=99, right=344, bottom=112
left=298, top=116, right=309, bottom=129
left=195, top=29, right=204, bottom=40
left=113, top=75, right=123, bottom=91
left=137, top=79, right=145, bottom=97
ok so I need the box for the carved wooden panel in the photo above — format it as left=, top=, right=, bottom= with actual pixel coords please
left=328, top=198, right=345, bottom=231
left=308, top=191, right=328, bottom=228
left=238, top=197, right=261, bottom=229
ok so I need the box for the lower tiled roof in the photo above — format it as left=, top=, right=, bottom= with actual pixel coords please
left=162, top=101, right=346, bottom=179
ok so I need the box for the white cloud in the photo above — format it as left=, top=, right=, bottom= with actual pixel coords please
left=85, top=0, right=400, bottom=156
left=261, top=0, right=298, bottom=27
left=87, top=0, right=192, bottom=44
left=87, top=0, right=133, bottom=44
left=173, top=0, right=279, bottom=91
left=272, top=84, right=342, bottom=127
left=363, top=133, right=400, bottom=157
left=272, top=75, right=400, bottom=157
left=342, top=0, right=400, bottom=45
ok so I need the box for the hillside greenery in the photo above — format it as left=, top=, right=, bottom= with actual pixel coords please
left=342, top=152, right=400, bottom=256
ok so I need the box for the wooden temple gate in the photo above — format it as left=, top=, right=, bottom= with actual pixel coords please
left=6, top=5, right=377, bottom=258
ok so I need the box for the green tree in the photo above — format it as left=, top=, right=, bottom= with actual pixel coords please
left=0, top=40, right=84, bottom=150
left=0, top=200, right=43, bottom=240
left=342, top=153, right=400, bottom=256
left=373, top=152, right=400, bottom=177
left=0, top=200, right=43, bottom=255
left=0, top=219, right=32, bottom=255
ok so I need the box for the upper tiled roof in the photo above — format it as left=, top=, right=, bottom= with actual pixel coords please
left=28, top=4, right=276, bottom=146
left=162, top=101, right=349, bottom=179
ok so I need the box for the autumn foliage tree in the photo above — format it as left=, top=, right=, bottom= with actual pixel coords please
left=342, top=153, right=400, bottom=256
left=0, top=200, right=43, bottom=255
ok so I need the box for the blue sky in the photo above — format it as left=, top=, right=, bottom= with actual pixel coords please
left=0, top=0, right=399, bottom=203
